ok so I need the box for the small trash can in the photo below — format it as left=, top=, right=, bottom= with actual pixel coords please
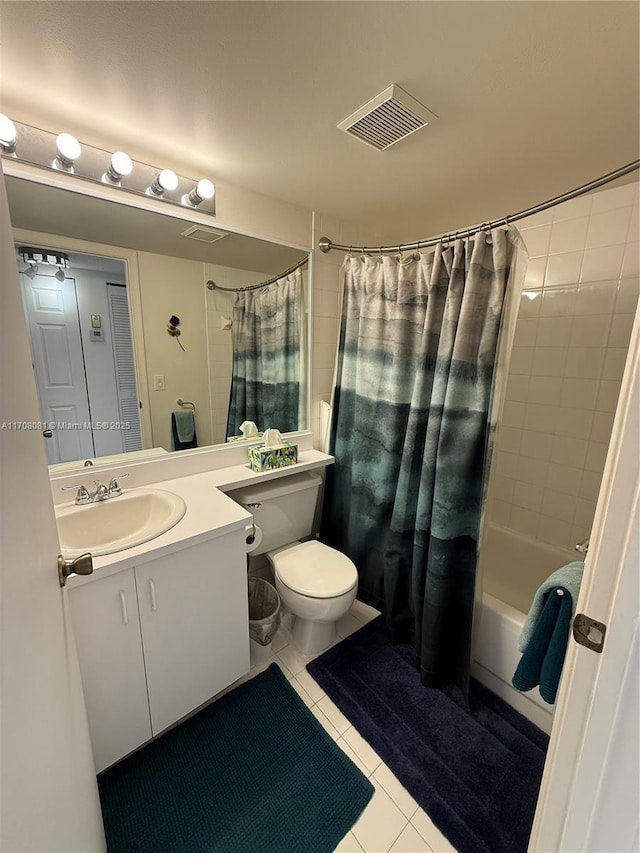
left=248, top=577, right=281, bottom=665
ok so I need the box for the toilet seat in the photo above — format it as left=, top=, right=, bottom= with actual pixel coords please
left=272, top=541, right=357, bottom=599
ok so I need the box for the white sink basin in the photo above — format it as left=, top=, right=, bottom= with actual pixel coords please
left=56, top=488, right=187, bottom=557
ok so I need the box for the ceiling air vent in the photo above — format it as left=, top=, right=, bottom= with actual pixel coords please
left=181, top=225, right=228, bottom=244
left=337, top=84, right=438, bottom=151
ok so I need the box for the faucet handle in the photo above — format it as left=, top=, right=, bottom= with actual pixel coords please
left=108, top=473, right=129, bottom=496
left=61, top=484, right=91, bottom=505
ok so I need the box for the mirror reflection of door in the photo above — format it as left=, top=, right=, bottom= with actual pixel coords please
left=18, top=251, right=142, bottom=464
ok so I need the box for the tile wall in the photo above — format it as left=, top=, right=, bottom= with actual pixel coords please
left=486, top=181, right=639, bottom=550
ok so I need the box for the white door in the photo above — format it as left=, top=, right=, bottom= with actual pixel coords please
left=0, top=169, right=105, bottom=849
left=135, top=533, right=250, bottom=735
left=20, top=271, right=95, bottom=463
left=68, top=569, right=152, bottom=773
left=530, top=308, right=639, bottom=851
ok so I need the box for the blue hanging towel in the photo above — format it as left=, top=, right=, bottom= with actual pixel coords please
left=171, top=410, right=197, bottom=451
left=512, top=586, right=573, bottom=704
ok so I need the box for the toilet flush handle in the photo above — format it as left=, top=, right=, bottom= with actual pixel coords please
left=246, top=502, right=262, bottom=510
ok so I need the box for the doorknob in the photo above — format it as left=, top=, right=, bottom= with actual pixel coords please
left=58, top=553, right=93, bottom=587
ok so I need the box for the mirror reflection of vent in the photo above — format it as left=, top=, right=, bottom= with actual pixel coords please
left=337, top=84, right=438, bottom=151
left=181, top=225, right=228, bottom=244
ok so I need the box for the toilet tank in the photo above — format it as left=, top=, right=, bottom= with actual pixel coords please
left=226, top=471, right=323, bottom=556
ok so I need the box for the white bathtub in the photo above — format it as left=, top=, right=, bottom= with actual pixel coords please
left=472, top=523, right=576, bottom=735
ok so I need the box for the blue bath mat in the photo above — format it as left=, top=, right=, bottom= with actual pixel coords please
left=98, top=663, right=373, bottom=852
left=307, top=616, right=548, bottom=853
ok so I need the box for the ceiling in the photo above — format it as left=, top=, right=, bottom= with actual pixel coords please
left=0, top=1, right=638, bottom=242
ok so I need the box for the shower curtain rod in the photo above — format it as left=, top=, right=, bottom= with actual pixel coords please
left=206, top=256, right=308, bottom=293
left=318, top=159, right=640, bottom=255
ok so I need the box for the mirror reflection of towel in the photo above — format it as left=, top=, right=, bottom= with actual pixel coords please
left=171, top=410, right=197, bottom=451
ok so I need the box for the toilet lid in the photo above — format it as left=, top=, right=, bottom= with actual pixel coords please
left=273, top=541, right=358, bottom=599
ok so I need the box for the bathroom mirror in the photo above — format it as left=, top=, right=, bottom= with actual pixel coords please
left=6, top=175, right=311, bottom=470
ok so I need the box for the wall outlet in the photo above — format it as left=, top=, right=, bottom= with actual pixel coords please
left=153, top=374, right=166, bottom=391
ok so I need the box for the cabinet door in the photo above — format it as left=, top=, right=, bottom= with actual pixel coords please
left=68, top=569, right=152, bottom=772
left=135, top=531, right=250, bottom=735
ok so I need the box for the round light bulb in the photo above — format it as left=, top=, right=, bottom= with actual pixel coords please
left=196, top=179, right=215, bottom=200
left=55, top=132, right=81, bottom=168
left=0, top=113, right=17, bottom=153
left=111, top=151, right=133, bottom=177
left=103, top=151, right=133, bottom=184
left=184, top=178, right=215, bottom=207
left=158, top=169, right=178, bottom=191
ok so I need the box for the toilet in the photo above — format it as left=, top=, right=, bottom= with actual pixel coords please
left=228, top=471, right=358, bottom=655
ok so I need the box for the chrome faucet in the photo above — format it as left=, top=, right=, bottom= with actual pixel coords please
left=62, top=474, right=129, bottom=505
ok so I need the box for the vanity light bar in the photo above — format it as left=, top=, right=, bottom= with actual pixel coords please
left=0, top=117, right=216, bottom=215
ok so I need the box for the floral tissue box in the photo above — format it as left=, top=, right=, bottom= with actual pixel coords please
left=248, top=442, right=298, bottom=472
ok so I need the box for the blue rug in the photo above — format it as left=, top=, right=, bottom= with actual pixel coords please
left=98, top=663, right=373, bottom=852
left=307, top=617, right=548, bottom=853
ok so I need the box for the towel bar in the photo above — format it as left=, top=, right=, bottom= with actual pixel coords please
left=177, top=399, right=196, bottom=410
left=574, top=538, right=589, bottom=554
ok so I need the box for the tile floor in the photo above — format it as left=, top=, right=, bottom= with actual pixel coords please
left=228, top=599, right=459, bottom=853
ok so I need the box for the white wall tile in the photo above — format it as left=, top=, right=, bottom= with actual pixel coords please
left=523, top=402, right=558, bottom=432
left=502, top=400, right=526, bottom=428
left=520, top=429, right=554, bottom=461
left=513, top=481, right=544, bottom=512
left=580, top=245, right=625, bottom=282
left=553, top=194, right=592, bottom=221
left=561, top=377, right=599, bottom=410
left=579, top=468, right=604, bottom=501
left=584, top=440, right=609, bottom=472
left=542, top=489, right=578, bottom=524
left=590, top=411, right=616, bottom=444
left=549, top=217, right=589, bottom=255
left=545, top=251, right=583, bottom=287
left=615, top=278, right=639, bottom=314
left=576, top=281, right=618, bottom=315
left=554, top=407, right=594, bottom=440
left=564, top=348, right=605, bottom=380
left=510, top=505, right=540, bottom=537
left=590, top=183, right=637, bottom=214
left=537, top=514, right=573, bottom=549
left=521, top=225, right=551, bottom=258
left=570, top=314, right=612, bottom=348
left=595, top=380, right=622, bottom=412
left=539, top=286, right=577, bottom=317
left=586, top=207, right=633, bottom=249
left=609, top=313, right=635, bottom=348
left=514, top=318, right=538, bottom=347
left=536, top=317, right=573, bottom=347
left=550, top=435, right=588, bottom=469
left=546, top=463, right=583, bottom=497
left=487, top=182, right=637, bottom=552
left=602, top=348, right=629, bottom=381
left=509, top=347, right=534, bottom=375
left=621, top=243, right=639, bottom=277
left=531, top=347, right=567, bottom=378
left=523, top=257, right=547, bottom=289
left=528, top=375, right=563, bottom=406
left=519, top=290, right=542, bottom=318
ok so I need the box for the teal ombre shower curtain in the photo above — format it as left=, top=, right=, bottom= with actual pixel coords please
left=226, top=269, right=302, bottom=437
left=322, top=231, right=515, bottom=697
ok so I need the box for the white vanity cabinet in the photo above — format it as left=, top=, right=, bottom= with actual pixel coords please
left=68, top=529, right=250, bottom=772
left=135, top=532, right=249, bottom=735
left=68, top=567, right=152, bottom=773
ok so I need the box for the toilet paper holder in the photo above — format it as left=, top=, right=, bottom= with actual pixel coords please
left=246, top=522, right=256, bottom=546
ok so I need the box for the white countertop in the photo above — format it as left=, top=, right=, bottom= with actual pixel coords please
left=65, top=450, right=333, bottom=588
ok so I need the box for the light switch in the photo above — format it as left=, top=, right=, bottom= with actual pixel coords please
left=153, top=374, right=166, bottom=391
